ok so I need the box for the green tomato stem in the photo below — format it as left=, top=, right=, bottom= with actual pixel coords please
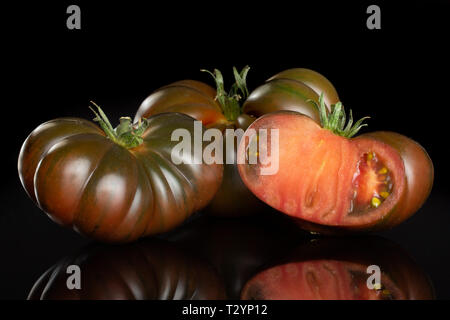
left=308, top=94, right=370, bottom=138
left=201, top=66, right=250, bottom=122
left=89, top=101, right=148, bottom=149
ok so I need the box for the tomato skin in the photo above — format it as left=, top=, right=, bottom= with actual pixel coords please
left=18, top=114, right=223, bottom=243
left=241, top=237, right=434, bottom=300
left=267, top=68, right=340, bottom=109
left=28, top=239, right=226, bottom=300
left=18, top=118, right=102, bottom=204
left=136, top=80, right=227, bottom=127
left=135, top=80, right=268, bottom=217
left=237, top=111, right=433, bottom=232
left=355, top=132, right=434, bottom=229
left=134, top=69, right=339, bottom=216
left=242, top=68, right=340, bottom=123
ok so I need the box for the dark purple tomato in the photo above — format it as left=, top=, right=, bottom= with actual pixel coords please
left=18, top=108, right=223, bottom=243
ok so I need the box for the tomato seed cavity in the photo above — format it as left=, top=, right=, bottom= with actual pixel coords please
left=349, top=152, right=393, bottom=216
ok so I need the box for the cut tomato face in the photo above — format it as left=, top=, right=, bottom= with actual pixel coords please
left=237, top=98, right=433, bottom=231
left=349, top=139, right=404, bottom=220
left=352, top=151, right=394, bottom=213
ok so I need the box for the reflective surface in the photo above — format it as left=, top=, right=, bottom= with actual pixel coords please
left=241, top=237, right=434, bottom=300
left=21, top=212, right=436, bottom=300
left=28, top=238, right=226, bottom=300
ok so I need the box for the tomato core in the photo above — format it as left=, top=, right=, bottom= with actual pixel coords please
left=350, top=151, right=393, bottom=216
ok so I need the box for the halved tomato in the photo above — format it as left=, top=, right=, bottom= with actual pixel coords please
left=237, top=95, right=433, bottom=231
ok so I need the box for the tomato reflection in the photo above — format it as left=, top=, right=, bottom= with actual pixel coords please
left=241, top=236, right=434, bottom=300
left=29, top=213, right=434, bottom=300
left=28, top=238, right=226, bottom=300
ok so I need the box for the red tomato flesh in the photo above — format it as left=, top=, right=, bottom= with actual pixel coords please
left=237, top=113, right=406, bottom=229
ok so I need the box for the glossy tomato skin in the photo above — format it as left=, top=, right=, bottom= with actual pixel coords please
left=267, top=68, right=340, bottom=109
left=242, top=68, right=340, bottom=123
left=241, top=237, right=434, bottom=300
left=237, top=111, right=433, bottom=232
left=136, top=80, right=227, bottom=127
left=135, top=80, right=267, bottom=217
left=18, top=113, right=223, bottom=243
left=28, top=239, right=226, bottom=300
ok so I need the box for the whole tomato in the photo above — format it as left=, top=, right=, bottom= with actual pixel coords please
left=242, top=68, right=340, bottom=122
left=18, top=104, right=223, bottom=243
left=237, top=94, right=433, bottom=232
left=135, top=67, right=339, bottom=216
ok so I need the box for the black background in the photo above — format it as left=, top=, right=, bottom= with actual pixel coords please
left=2, top=0, right=450, bottom=300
